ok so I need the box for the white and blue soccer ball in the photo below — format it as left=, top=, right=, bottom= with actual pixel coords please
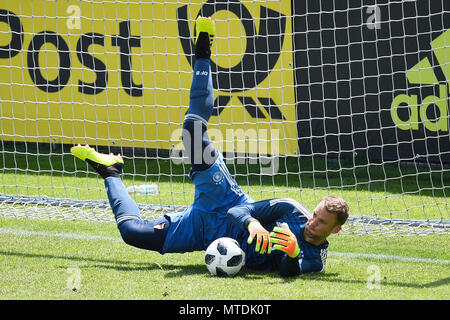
left=205, top=237, right=245, bottom=277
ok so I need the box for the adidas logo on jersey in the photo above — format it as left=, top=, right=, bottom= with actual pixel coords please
left=195, top=70, right=209, bottom=76
left=390, top=29, right=449, bottom=132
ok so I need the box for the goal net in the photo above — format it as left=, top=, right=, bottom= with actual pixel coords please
left=0, top=0, right=449, bottom=236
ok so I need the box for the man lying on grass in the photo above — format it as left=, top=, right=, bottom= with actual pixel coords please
left=71, top=17, right=349, bottom=277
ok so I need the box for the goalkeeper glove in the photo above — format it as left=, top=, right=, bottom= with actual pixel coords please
left=247, top=220, right=272, bottom=254
left=269, top=224, right=301, bottom=258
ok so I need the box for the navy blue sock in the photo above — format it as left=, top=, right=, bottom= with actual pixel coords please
left=187, top=58, right=214, bottom=123
left=183, top=58, right=218, bottom=171
left=105, top=177, right=141, bottom=224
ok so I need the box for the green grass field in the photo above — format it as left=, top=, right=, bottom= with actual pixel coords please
left=1, top=217, right=449, bottom=300
left=0, top=145, right=449, bottom=300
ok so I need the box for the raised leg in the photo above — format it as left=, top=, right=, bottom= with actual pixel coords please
left=182, top=17, right=218, bottom=172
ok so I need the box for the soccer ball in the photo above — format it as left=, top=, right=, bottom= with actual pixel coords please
left=204, top=237, right=245, bottom=277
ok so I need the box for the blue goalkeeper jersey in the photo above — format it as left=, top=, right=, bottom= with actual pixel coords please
left=226, top=198, right=329, bottom=274
left=161, top=154, right=328, bottom=275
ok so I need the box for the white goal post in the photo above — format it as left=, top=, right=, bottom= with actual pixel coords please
left=0, top=0, right=448, bottom=236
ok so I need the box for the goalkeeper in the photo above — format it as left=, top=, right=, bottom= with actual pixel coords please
left=71, top=17, right=349, bottom=276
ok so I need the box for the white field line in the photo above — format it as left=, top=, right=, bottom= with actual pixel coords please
left=327, top=251, right=449, bottom=265
left=0, top=227, right=122, bottom=243
left=1, top=227, right=449, bottom=265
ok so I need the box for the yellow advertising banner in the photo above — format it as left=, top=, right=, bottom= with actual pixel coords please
left=0, top=0, right=298, bottom=155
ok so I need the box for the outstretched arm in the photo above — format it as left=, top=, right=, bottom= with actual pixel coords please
left=227, top=199, right=325, bottom=276
left=226, top=198, right=304, bottom=229
left=227, top=199, right=300, bottom=255
left=226, top=199, right=283, bottom=254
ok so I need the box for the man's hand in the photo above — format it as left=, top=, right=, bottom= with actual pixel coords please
left=247, top=220, right=272, bottom=254
left=269, top=224, right=301, bottom=258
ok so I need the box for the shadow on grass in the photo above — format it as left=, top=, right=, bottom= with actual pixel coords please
left=161, top=264, right=280, bottom=280
left=0, top=250, right=164, bottom=271
left=2, top=249, right=449, bottom=289
left=295, top=271, right=450, bottom=289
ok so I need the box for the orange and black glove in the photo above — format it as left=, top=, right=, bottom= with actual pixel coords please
left=269, top=224, right=301, bottom=258
left=247, top=220, right=272, bottom=254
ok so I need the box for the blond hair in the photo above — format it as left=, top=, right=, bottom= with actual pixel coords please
left=321, top=195, right=349, bottom=226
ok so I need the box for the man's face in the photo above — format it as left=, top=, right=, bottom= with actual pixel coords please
left=304, top=201, right=341, bottom=244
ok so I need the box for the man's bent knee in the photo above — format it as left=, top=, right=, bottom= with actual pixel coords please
left=118, top=218, right=169, bottom=253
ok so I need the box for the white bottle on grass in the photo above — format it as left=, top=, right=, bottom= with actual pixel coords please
left=126, top=184, right=159, bottom=195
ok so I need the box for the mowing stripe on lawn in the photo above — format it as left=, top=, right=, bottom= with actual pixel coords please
left=0, top=227, right=122, bottom=243
left=1, top=227, right=449, bottom=265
